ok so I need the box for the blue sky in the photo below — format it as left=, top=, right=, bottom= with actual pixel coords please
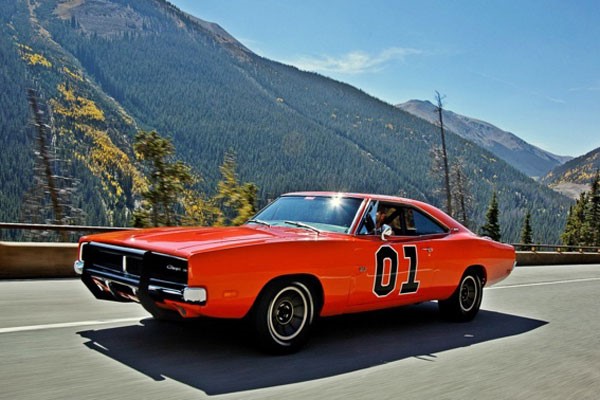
left=171, top=0, right=600, bottom=157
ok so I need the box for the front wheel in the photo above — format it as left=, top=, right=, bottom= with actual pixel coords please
left=252, top=281, right=315, bottom=354
left=439, top=271, right=483, bottom=322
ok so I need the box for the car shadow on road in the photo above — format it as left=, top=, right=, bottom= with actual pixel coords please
left=77, top=302, right=546, bottom=395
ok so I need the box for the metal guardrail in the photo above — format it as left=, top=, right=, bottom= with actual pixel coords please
left=1, top=223, right=600, bottom=253
left=512, top=243, right=600, bottom=253
left=0, top=222, right=137, bottom=233
left=1, top=224, right=599, bottom=278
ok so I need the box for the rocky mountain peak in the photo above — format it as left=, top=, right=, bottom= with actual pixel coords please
left=396, top=99, right=572, bottom=179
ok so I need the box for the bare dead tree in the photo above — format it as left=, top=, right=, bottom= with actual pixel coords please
left=23, top=89, right=85, bottom=241
left=27, top=89, right=65, bottom=229
left=430, top=149, right=471, bottom=226
left=434, top=90, right=452, bottom=216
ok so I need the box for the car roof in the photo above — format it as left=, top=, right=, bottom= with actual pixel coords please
left=283, top=191, right=419, bottom=205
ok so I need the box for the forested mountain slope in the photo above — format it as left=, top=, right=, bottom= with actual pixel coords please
left=542, top=147, right=600, bottom=198
left=0, top=0, right=572, bottom=242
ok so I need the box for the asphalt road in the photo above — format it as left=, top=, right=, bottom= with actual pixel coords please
left=1, top=264, right=599, bottom=400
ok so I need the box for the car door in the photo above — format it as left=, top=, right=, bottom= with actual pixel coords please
left=348, top=201, right=448, bottom=308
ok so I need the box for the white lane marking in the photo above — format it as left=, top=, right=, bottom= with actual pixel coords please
left=488, top=277, right=600, bottom=290
left=0, top=317, right=142, bottom=334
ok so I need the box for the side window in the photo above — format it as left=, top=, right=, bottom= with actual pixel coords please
left=403, top=208, right=447, bottom=236
left=358, top=202, right=446, bottom=237
left=358, top=201, right=402, bottom=236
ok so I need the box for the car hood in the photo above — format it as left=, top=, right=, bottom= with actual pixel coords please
left=81, top=225, right=331, bottom=257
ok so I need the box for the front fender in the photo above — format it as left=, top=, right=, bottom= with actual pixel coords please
left=187, top=240, right=356, bottom=318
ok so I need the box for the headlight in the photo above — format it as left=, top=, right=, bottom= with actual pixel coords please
left=73, top=260, right=84, bottom=275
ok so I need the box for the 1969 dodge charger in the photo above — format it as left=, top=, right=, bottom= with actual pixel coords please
left=74, top=192, right=515, bottom=353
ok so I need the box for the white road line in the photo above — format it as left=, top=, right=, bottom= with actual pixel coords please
left=488, top=277, right=600, bottom=290
left=0, top=317, right=142, bottom=334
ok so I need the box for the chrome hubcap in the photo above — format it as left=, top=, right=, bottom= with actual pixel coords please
left=276, top=300, right=294, bottom=325
left=460, top=276, right=477, bottom=312
left=267, top=285, right=309, bottom=344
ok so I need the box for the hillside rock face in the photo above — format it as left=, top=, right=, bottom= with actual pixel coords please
left=397, top=100, right=571, bottom=179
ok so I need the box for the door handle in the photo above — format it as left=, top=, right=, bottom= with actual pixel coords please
left=421, top=247, right=433, bottom=253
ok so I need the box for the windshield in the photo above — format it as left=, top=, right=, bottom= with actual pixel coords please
left=248, top=195, right=364, bottom=233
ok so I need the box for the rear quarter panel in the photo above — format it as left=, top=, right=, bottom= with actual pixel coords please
left=431, top=234, right=515, bottom=298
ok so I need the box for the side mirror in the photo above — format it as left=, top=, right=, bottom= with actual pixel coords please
left=381, top=225, right=393, bottom=241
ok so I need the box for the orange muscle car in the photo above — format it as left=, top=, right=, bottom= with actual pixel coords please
left=74, top=192, right=515, bottom=353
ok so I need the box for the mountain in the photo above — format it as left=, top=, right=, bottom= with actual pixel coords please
left=542, top=147, right=600, bottom=198
left=396, top=100, right=572, bottom=179
left=0, top=0, right=572, bottom=243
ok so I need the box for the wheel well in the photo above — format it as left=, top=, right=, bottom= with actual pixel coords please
left=465, top=265, right=487, bottom=287
left=251, top=274, right=324, bottom=317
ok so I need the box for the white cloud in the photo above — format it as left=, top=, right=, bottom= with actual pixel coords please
left=569, top=81, right=600, bottom=92
left=286, top=47, right=423, bottom=74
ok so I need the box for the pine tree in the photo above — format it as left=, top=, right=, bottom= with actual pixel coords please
left=132, top=130, right=198, bottom=227
left=480, top=191, right=501, bottom=241
left=582, top=170, right=600, bottom=246
left=561, top=170, right=600, bottom=247
left=520, top=210, right=533, bottom=245
left=212, top=151, right=258, bottom=226
left=562, top=192, right=588, bottom=246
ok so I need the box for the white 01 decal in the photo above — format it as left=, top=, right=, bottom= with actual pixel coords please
left=373, top=245, right=420, bottom=297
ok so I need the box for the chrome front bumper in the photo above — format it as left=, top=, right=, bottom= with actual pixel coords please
left=75, top=242, right=206, bottom=309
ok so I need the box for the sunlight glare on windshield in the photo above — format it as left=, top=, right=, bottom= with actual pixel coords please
left=329, top=195, right=343, bottom=208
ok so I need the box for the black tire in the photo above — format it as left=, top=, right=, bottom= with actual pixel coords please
left=253, top=280, right=315, bottom=354
left=438, top=270, right=483, bottom=322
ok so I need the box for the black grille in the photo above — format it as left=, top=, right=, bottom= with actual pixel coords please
left=82, top=243, right=188, bottom=285
left=145, top=252, right=188, bottom=284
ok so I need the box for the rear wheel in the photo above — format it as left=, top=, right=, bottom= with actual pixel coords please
left=439, top=270, right=482, bottom=322
left=253, top=280, right=315, bottom=354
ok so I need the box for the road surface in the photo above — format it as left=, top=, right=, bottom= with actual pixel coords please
left=1, top=264, right=599, bottom=399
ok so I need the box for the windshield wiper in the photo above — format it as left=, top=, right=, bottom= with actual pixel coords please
left=247, top=219, right=271, bottom=227
left=284, top=220, right=321, bottom=234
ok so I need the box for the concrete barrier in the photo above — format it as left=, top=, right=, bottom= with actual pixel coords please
left=516, top=251, right=600, bottom=266
left=1, top=242, right=599, bottom=279
left=0, top=242, right=78, bottom=278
